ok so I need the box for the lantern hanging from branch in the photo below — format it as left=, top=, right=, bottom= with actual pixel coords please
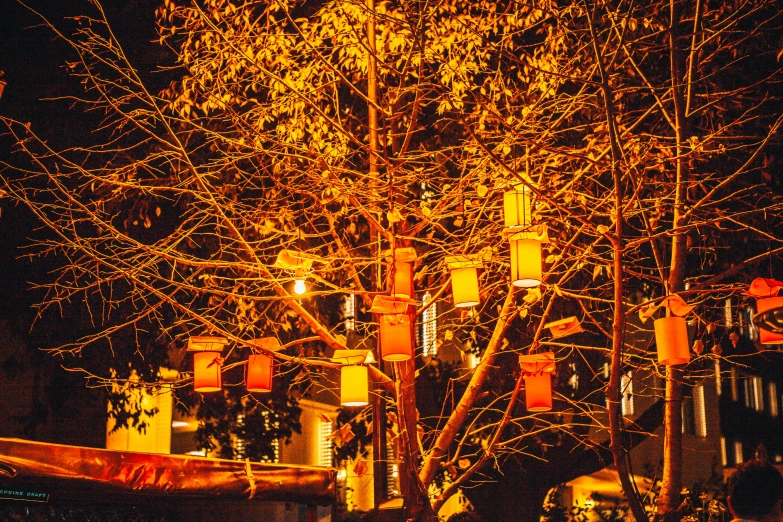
left=246, top=337, right=282, bottom=393
left=382, top=247, right=417, bottom=298
left=519, top=352, right=556, bottom=412
left=370, top=295, right=417, bottom=361
left=188, top=336, right=228, bottom=393
left=507, top=229, right=546, bottom=288
left=503, top=184, right=534, bottom=229
left=273, top=249, right=326, bottom=296
left=332, top=350, right=372, bottom=407
left=641, top=295, right=695, bottom=366
left=747, top=278, right=783, bottom=345
left=544, top=317, right=584, bottom=339
left=445, top=255, right=483, bottom=308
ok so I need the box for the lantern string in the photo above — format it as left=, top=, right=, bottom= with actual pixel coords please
left=244, top=458, right=257, bottom=499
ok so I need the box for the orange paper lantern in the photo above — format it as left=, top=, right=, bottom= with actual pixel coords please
left=246, top=354, right=274, bottom=393
left=380, top=313, right=413, bottom=361
left=389, top=261, right=414, bottom=298
left=510, top=237, right=542, bottom=288
left=504, top=186, right=533, bottom=229
left=524, top=373, right=552, bottom=411
left=451, top=266, right=480, bottom=308
left=756, top=296, right=783, bottom=345
left=341, top=364, right=369, bottom=407
left=654, top=316, right=690, bottom=365
left=193, top=351, right=222, bottom=393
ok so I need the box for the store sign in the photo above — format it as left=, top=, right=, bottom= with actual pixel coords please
left=0, top=488, right=49, bottom=503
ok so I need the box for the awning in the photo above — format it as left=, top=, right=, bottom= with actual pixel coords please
left=0, top=438, right=335, bottom=506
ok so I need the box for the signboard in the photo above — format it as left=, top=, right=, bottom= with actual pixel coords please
left=0, top=488, right=49, bottom=503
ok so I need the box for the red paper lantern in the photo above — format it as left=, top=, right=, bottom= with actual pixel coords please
left=757, top=296, right=783, bottom=345
left=380, top=313, right=413, bottom=361
left=389, top=261, right=414, bottom=298
left=654, top=316, right=690, bottom=365
left=524, top=373, right=552, bottom=412
left=246, top=354, right=274, bottom=393
left=193, top=351, right=222, bottom=393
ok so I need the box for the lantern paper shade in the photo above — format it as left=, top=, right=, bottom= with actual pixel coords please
left=341, top=365, right=369, bottom=407
left=504, top=187, right=533, bottom=229
left=193, top=351, right=222, bottom=392
left=389, top=261, right=414, bottom=298
left=246, top=354, right=274, bottom=393
left=510, top=237, right=542, bottom=288
left=380, top=314, right=413, bottom=361
left=654, top=316, right=690, bottom=365
left=756, top=296, right=783, bottom=345
left=524, top=373, right=552, bottom=411
left=451, top=267, right=480, bottom=308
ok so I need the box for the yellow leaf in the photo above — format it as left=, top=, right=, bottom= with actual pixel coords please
left=458, top=458, right=471, bottom=470
left=519, top=307, right=529, bottom=319
left=444, top=330, right=454, bottom=341
left=592, top=264, right=603, bottom=280
left=387, top=208, right=403, bottom=224
left=476, top=184, right=488, bottom=198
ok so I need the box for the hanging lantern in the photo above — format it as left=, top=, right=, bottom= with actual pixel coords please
left=747, top=278, right=783, bottom=345
left=383, top=247, right=417, bottom=298
left=446, top=255, right=483, bottom=308
left=519, top=352, right=555, bottom=412
left=246, top=338, right=282, bottom=393
left=509, top=234, right=542, bottom=288
left=333, top=350, right=372, bottom=407
left=188, top=336, right=228, bottom=393
left=654, top=316, right=690, bottom=365
left=503, top=184, right=534, bottom=229
left=273, top=249, right=326, bottom=295
left=544, top=317, right=583, bottom=339
left=369, top=295, right=417, bottom=362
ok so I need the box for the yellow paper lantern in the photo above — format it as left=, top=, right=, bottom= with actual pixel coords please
left=504, top=186, right=533, bottom=229
left=510, top=237, right=542, bottom=287
left=451, top=266, right=480, bottom=308
left=524, top=373, right=552, bottom=411
left=341, top=365, right=369, bottom=407
left=654, top=316, right=690, bottom=365
left=193, top=351, right=222, bottom=393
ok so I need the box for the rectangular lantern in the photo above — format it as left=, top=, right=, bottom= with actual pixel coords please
left=188, top=336, right=228, bottom=393
left=509, top=235, right=542, bottom=288
left=246, top=354, right=273, bottom=393
left=340, top=365, right=369, bottom=407
left=504, top=185, right=533, bottom=229
left=380, top=314, right=413, bottom=361
left=446, top=255, right=483, bottom=308
left=384, top=247, right=417, bottom=299
left=654, top=316, right=690, bottom=365
left=756, top=296, right=783, bottom=345
left=523, top=373, right=552, bottom=412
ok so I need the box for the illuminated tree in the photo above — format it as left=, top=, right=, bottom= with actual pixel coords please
left=2, top=0, right=783, bottom=520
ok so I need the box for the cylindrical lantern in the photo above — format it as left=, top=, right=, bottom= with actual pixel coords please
left=451, top=266, right=480, bottom=308
left=654, top=316, right=690, bottom=365
left=193, top=351, right=222, bottom=392
left=341, top=365, right=369, bottom=407
left=380, top=314, right=413, bottom=361
left=504, top=187, right=533, bottom=229
left=524, top=373, right=552, bottom=411
left=246, top=354, right=274, bottom=393
left=389, top=261, right=414, bottom=298
left=510, top=237, right=542, bottom=287
left=756, top=296, right=783, bottom=345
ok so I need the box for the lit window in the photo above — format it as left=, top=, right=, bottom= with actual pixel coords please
left=750, top=376, right=764, bottom=412
left=318, top=418, right=333, bottom=467
left=768, top=383, right=779, bottom=417
left=421, top=292, right=437, bottom=357
left=386, top=440, right=399, bottom=497
left=621, top=372, right=634, bottom=416
left=724, top=298, right=732, bottom=327
left=715, top=360, right=722, bottom=396
left=734, top=441, right=744, bottom=465
left=730, top=367, right=738, bottom=402
left=262, top=412, right=279, bottom=464
left=720, top=437, right=727, bottom=467
left=693, top=385, right=707, bottom=438
left=744, top=379, right=752, bottom=409
left=344, top=294, right=356, bottom=332
left=235, top=414, right=246, bottom=460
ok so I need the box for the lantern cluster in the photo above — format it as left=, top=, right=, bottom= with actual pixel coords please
left=519, top=352, right=556, bottom=411
left=748, top=278, right=783, bottom=345
left=188, top=336, right=282, bottom=394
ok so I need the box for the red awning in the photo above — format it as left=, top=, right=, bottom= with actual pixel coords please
left=0, top=438, right=335, bottom=506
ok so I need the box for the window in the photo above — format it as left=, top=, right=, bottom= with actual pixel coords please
left=682, top=399, right=694, bottom=435
left=714, top=360, right=722, bottom=396
left=730, top=367, right=738, bottom=402
left=769, top=382, right=779, bottom=417
left=749, top=376, right=764, bottom=412
left=747, top=306, right=759, bottom=341
left=235, top=414, right=246, bottom=460
left=386, top=440, right=399, bottom=497
left=724, top=298, right=732, bottom=328
left=621, top=372, right=634, bottom=416
left=343, top=294, right=356, bottom=332
left=720, top=437, right=728, bottom=467
left=693, top=385, right=707, bottom=438
left=734, top=441, right=744, bottom=465
left=421, top=292, right=437, bottom=357
left=743, top=379, right=752, bottom=409
left=318, top=418, right=333, bottom=467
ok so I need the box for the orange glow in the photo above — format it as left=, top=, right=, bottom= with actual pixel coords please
left=341, top=365, right=369, bottom=407
left=193, top=351, right=222, bottom=392
left=451, top=266, right=480, bottom=308
left=246, top=354, right=274, bottom=392
left=389, top=261, right=413, bottom=298
left=510, top=238, right=542, bottom=287
left=504, top=187, right=533, bottom=229
left=380, top=313, right=413, bottom=361
left=524, top=373, right=552, bottom=411
left=654, top=316, right=690, bottom=365
left=756, top=296, right=783, bottom=345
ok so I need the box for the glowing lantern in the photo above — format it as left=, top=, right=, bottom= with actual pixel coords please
left=544, top=317, right=583, bottom=339
left=504, top=184, right=534, bottom=229
left=370, top=295, right=416, bottom=362
left=188, top=336, right=228, bottom=393
left=509, top=234, right=542, bottom=288
left=747, top=278, right=783, bottom=345
left=246, top=337, right=282, bottom=393
left=641, top=295, right=694, bottom=365
left=333, top=350, right=372, bottom=407
left=384, top=247, right=418, bottom=298
left=273, top=250, right=325, bottom=295
left=446, top=255, right=483, bottom=308
left=519, top=352, right=556, bottom=412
